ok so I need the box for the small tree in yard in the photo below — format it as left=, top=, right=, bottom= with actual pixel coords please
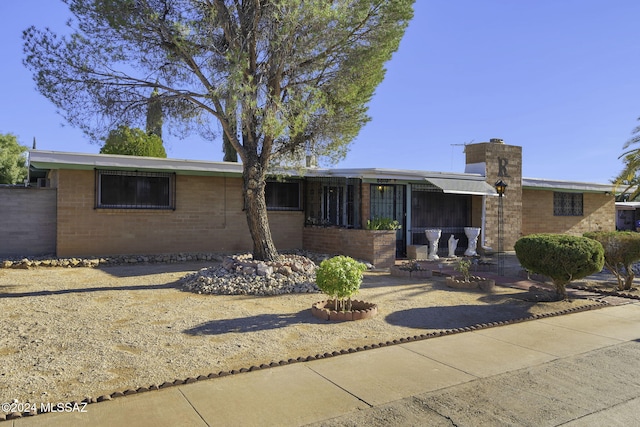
left=584, top=231, right=640, bottom=291
left=515, top=234, right=604, bottom=300
left=0, top=133, right=28, bottom=184
left=316, top=256, right=367, bottom=312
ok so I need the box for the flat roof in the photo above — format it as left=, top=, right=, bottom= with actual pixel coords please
left=30, top=150, right=616, bottom=196
left=29, top=150, right=244, bottom=176
left=29, top=151, right=492, bottom=181
left=522, top=177, right=614, bottom=193
left=616, top=201, right=640, bottom=210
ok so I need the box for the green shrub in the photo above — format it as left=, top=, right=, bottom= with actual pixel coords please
left=584, top=231, right=640, bottom=291
left=315, top=256, right=367, bottom=311
left=514, top=234, right=604, bottom=299
left=454, top=258, right=472, bottom=282
left=366, top=217, right=401, bottom=230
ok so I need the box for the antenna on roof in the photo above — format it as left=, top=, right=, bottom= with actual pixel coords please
left=450, top=140, right=473, bottom=170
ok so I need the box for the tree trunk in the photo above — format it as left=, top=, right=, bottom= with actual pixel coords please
left=242, top=163, right=279, bottom=261
left=624, top=263, right=635, bottom=291
left=223, top=131, right=238, bottom=162
left=554, top=281, right=568, bottom=300
left=608, top=262, right=625, bottom=291
left=222, top=103, right=238, bottom=162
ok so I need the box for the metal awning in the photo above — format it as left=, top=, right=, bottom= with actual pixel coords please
left=616, top=202, right=640, bottom=211
left=425, top=177, right=498, bottom=196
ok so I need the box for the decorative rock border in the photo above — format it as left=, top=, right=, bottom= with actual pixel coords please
left=0, top=252, right=226, bottom=269
left=570, top=284, right=640, bottom=300
left=0, top=299, right=611, bottom=422
left=0, top=250, right=373, bottom=271
left=311, top=299, right=378, bottom=321
left=446, top=275, right=495, bottom=292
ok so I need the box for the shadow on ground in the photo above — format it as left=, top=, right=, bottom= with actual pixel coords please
left=184, top=309, right=319, bottom=335
left=0, top=281, right=181, bottom=298
left=98, top=261, right=215, bottom=278
left=385, top=303, right=536, bottom=330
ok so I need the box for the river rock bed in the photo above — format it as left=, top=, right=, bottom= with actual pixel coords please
left=0, top=252, right=226, bottom=269
left=181, top=253, right=321, bottom=296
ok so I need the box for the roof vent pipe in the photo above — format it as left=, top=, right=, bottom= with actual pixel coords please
left=306, top=155, right=317, bottom=168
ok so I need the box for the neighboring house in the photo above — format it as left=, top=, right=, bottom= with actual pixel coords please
left=616, top=202, right=640, bottom=231
left=614, top=188, right=640, bottom=231
left=2, top=139, right=616, bottom=263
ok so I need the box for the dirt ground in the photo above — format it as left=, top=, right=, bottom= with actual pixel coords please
left=0, top=261, right=605, bottom=407
left=577, top=278, right=640, bottom=297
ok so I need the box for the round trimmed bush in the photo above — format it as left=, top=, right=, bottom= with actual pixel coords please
left=515, top=233, right=604, bottom=299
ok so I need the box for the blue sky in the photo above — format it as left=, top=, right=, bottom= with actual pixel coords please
left=1, top=1, right=639, bottom=184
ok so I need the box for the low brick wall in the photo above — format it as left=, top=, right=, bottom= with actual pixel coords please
left=302, top=227, right=396, bottom=268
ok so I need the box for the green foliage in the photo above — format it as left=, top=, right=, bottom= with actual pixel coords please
left=454, top=259, right=472, bottom=282
left=515, top=234, right=604, bottom=299
left=366, top=217, right=401, bottom=230
left=0, top=133, right=28, bottom=184
left=23, top=0, right=415, bottom=261
left=100, top=126, right=167, bottom=158
left=614, top=117, right=640, bottom=200
left=145, top=87, right=163, bottom=139
left=315, top=256, right=367, bottom=311
left=584, top=231, right=640, bottom=291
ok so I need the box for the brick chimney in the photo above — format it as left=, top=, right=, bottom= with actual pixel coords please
left=465, top=139, right=522, bottom=251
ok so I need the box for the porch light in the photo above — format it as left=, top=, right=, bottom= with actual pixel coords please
left=494, top=179, right=507, bottom=276
left=377, top=185, right=385, bottom=196
left=494, top=179, right=507, bottom=197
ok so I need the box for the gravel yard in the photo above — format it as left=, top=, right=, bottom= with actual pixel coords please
left=0, top=261, right=603, bottom=407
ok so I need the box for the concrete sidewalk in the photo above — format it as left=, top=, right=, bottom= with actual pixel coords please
left=10, top=301, right=640, bottom=426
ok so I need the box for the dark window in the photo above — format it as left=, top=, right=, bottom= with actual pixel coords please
left=265, top=181, right=302, bottom=210
left=554, top=192, right=583, bottom=216
left=304, top=177, right=360, bottom=227
left=96, top=170, right=175, bottom=209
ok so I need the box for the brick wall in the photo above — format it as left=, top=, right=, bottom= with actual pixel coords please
left=0, top=187, right=57, bottom=256
left=55, top=170, right=303, bottom=257
left=522, top=189, right=615, bottom=236
left=303, top=227, right=395, bottom=268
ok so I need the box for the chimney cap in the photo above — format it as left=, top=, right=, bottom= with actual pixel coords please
left=490, top=138, right=504, bottom=144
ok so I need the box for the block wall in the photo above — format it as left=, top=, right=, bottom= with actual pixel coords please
left=55, top=170, right=303, bottom=257
left=0, top=187, right=57, bottom=256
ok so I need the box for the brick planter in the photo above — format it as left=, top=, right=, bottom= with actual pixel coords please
left=303, top=227, right=395, bottom=268
left=446, top=275, right=495, bottom=292
left=311, top=299, right=378, bottom=321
